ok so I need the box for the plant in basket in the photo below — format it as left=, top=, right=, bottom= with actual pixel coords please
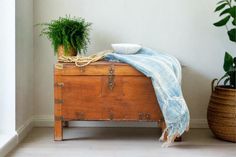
left=217, top=52, right=236, bottom=88
left=207, top=0, right=236, bottom=143
left=39, top=16, right=92, bottom=57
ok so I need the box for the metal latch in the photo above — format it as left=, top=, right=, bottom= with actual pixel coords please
left=138, top=112, right=151, bottom=120
left=108, top=65, right=115, bottom=90
left=108, top=111, right=114, bottom=120
left=55, top=82, right=64, bottom=88
left=55, top=99, right=64, bottom=104
left=55, top=116, right=64, bottom=121
left=55, top=63, right=63, bottom=70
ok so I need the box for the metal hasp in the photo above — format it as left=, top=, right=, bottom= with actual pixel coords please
left=55, top=116, right=64, bottom=121
left=55, top=99, right=64, bottom=104
left=139, top=112, right=151, bottom=120
left=108, top=65, right=115, bottom=90
left=55, top=82, right=64, bottom=88
left=108, top=111, right=114, bottom=120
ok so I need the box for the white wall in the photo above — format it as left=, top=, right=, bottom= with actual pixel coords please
left=0, top=0, right=16, bottom=134
left=0, top=1, right=34, bottom=155
left=16, top=0, right=34, bottom=130
left=33, top=0, right=235, bottom=127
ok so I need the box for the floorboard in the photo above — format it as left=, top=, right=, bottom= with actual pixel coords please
left=6, top=128, right=236, bottom=157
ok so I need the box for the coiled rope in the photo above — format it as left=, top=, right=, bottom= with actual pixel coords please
left=56, top=50, right=113, bottom=68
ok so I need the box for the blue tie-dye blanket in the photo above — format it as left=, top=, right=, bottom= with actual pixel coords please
left=105, top=47, right=190, bottom=147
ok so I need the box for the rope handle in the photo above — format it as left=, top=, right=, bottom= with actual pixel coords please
left=211, top=78, right=218, bottom=92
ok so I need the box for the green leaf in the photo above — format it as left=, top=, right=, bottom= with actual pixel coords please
left=229, top=6, right=236, bottom=18
left=224, top=77, right=230, bottom=85
left=230, top=70, right=236, bottom=88
left=227, top=28, right=236, bottom=42
left=232, top=18, right=236, bottom=25
left=217, top=0, right=226, bottom=4
left=224, top=52, right=234, bottom=72
left=213, top=15, right=230, bottom=26
left=220, top=8, right=231, bottom=16
left=215, top=3, right=228, bottom=12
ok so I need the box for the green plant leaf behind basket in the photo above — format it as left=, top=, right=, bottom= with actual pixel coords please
left=227, top=28, right=236, bottom=42
left=223, top=52, right=234, bottom=72
left=214, top=15, right=231, bottom=27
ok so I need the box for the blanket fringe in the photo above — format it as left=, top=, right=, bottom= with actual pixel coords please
left=160, top=122, right=189, bottom=147
left=160, top=130, right=180, bottom=148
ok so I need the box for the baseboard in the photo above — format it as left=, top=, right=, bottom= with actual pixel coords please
left=190, top=118, right=208, bottom=129
left=33, top=115, right=208, bottom=128
left=0, top=117, right=34, bottom=157
left=33, top=115, right=53, bottom=127
left=16, top=117, right=34, bottom=142
left=0, top=133, right=18, bottom=157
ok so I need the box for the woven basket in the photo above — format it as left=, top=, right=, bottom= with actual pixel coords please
left=207, top=79, right=236, bottom=142
left=57, top=45, right=77, bottom=58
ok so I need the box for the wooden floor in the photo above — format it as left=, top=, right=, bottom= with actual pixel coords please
left=7, top=127, right=236, bottom=157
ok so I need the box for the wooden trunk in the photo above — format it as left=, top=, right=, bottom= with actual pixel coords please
left=54, top=61, right=174, bottom=141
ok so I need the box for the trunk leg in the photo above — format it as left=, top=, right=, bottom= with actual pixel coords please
left=160, top=120, right=168, bottom=141
left=54, top=120, right=63, bottom=141
left=175, top=136, right=182, bottom=142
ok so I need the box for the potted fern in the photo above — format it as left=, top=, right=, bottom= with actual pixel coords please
left=207, top=0, right=236, bottom=142
left=39, top=16, right=92, bottom=57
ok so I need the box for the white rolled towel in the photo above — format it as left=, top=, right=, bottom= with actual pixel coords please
left=111, top=43, right=142, bottom=54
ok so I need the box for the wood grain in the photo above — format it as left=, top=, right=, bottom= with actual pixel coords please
left=55, top=62, right=143, bottom=76
left=54, top=75, right=63, bottom=141
left=54, top=61, right=175, bottom=141
left=60, top=75, right=161, bottom=121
